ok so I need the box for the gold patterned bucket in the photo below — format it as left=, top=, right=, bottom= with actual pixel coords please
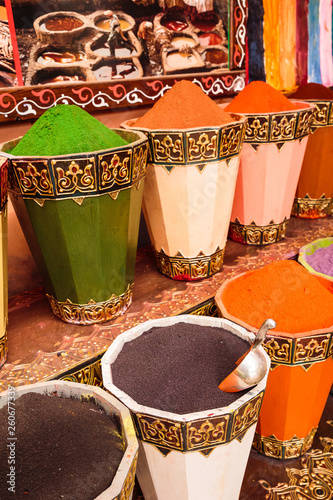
left=0, top=157, right=7, bottom=369
left=1, top=130, right=148, bottom=325
left=101, top=315, right=270, bottom=500
left=122, top=116, right=247, bottom=280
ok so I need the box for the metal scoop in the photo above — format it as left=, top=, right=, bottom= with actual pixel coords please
left=219, top=318, right=276, bottom=393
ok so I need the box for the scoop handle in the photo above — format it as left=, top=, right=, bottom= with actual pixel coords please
left=235, top=318, right=276, bottom=366
left=252, top=318, right=276, bottom=350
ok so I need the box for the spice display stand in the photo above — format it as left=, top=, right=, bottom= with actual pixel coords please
left=1, top=213, right=333, bottom=499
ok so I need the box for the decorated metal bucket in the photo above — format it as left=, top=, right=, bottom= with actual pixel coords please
left=223, top=102, right=315, bottom=245
left=292, top=99, right=333, bottom=218
left=216, top=277, right=333, bottom=459
left=122, top=116, right=247, bottom=280
left=0, top=157, right=7, bottom=369
left=101, top=314, right=270, bottom=500
left=0, top=129, right=148, bottom=325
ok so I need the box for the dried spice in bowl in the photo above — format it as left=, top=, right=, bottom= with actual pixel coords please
left=298, top=237, right=333, bottom=282
left=134, top=79, right=234, bottom=129
left=0, top=392, right=124, bottom=499
left=122, top=79, right=246, bottom=281
left=288, top=83, right=333, bottom=219
left=224, top=80, right=303, bottom=113
left=303, top=242, right=333, bottom=277
left=3, top=104, right=148, bottom=325
left=218, top=259, right=333, bottom=334
left=289, top=82, right=333, bottom=100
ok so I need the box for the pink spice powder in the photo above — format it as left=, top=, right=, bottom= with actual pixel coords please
left=306, top=244, right=333, bottom=276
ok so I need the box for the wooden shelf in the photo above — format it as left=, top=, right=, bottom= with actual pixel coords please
left=1, top=216, right=333, bottom=390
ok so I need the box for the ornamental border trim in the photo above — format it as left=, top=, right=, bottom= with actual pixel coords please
left=228, top=218, right=288, bottom=245
left=243, top=107, right=314, bottom=144
left=4, top=140, right=148, bottom=201
left=132, top=391, right=264, bottom=456
left=46, top=283, right=134, bottom=325
left=155, top=247, right=225, bottom=280
left=263, top=332, right=333, bottom=369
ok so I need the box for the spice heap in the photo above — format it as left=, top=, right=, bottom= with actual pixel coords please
left=0, top=392, right=124, bottom=499
left=134, top=79, right=234, bottom=130
left=289, top=82, right=333, bottom=100
left=305, top=243, right=333, bottom=277
left=9, top=104, right=128, bottom=157
left=220, top=259, right=333, bottom=333
left=225, top=80, right=302, bottom=113
left=112, top=321, right=250, bottom=414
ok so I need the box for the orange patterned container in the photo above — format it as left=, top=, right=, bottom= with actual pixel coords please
left=215, top=274, right=333, bottom=459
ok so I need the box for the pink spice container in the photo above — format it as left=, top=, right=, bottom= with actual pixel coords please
left=220, top=102, right=315, bottom=245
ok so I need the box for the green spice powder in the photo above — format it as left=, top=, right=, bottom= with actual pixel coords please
left=10, top=104, right=128, bottom=156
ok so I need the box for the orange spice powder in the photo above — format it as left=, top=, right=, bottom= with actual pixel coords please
left=135, top=80, right=234, bottom=130
left=221, top=259, right=333, bottom=334
left=225, top=80, right=301, bottom=113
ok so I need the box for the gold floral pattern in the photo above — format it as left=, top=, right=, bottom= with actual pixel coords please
left=60, top=359, right=103, bottom=386
left=292, top=194, right=333, bottom=218
left=228, top=219, right=288, bottom=245
left=231, top=393, right=264, bottom=440
left=245, top=116, right=270, bottom=142
left=295, top=108, right=315, bottom=139
left=132, top=144, right=148, bottom=182
left=100, top=152, right=131, bottom=190
left=118, top=452, right=138, bottom=500
left=155, top=247, right=225, bottom=280
left=220, top=122, right=246, bottom=157
left=187, top=131, right=218, bottom=162
left=294, top=335, right=331, bottom=363
left=12, top=159, right=54, bottom=197
left=46, top=284, right=134, bottom=325
left=263, top=337, right=293, bottom=365
left=271, top=114, right=296, bottom=141
left=244, top=108, right=314, bottom=145
left=54, top=158, right=96, bottom=195
left=149, top=122, right=246, bottom=167
left=133, top=391, right=263, bottom=455
left=135, top=415, right=183, bottom=451
left=263, top=333, right=333, bottom=369
left=8, top=140, right=148, bottom=201
left=253, top=428, right=317, bottom=460
left=187, top=416, right=230, bottom=450
left=185, top=298, right=218, bottom=317
left=309, top=100, right=333, bottom=130
left=260, top=433, right=333, bottom=499
left=151, top=132, right=184, bottom=163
